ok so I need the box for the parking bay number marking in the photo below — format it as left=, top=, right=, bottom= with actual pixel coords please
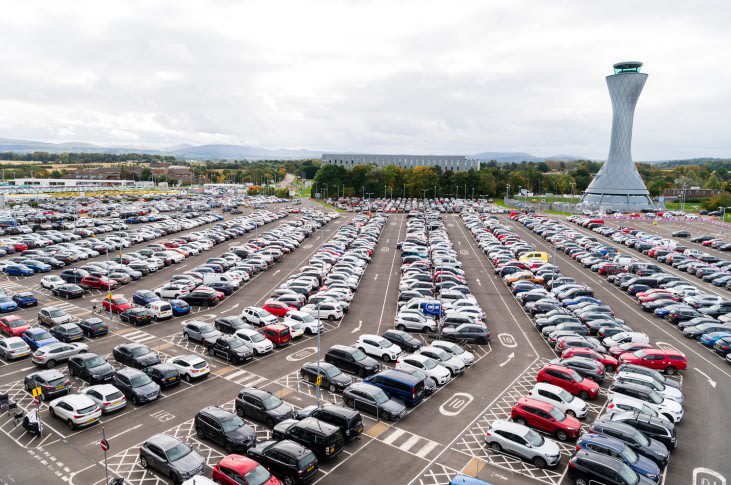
left=497, top=333, right=517, bottom=348
left=439, top=392, right=474, bottom=416
left=286, top=346, right=317, bottom=362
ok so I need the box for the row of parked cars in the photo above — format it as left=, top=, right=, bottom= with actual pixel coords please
left=461, top=211, right=687, bottom=484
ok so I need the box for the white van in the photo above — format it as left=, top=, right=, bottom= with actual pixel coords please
left=146, top=300, right=173, bottom=320
left=202, top=273, right=240, bottom=287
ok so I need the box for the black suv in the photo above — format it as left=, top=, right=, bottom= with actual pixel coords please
left=59, top=268, right=88, bottom=284
left=608, top=411, right=677, bottom=449
left=272, top=417, right=344, bottom=460
left=111, top=367, right=160, bottom=405
left=214, top=316, right=252, bottom=334
left=295, top=405, right=363, bottom=441
left=588, top=420, right=669, bottom=468
left=207, top=336, right=253, bottom=364
left=568, top=449, right=656, bottom=485
left=77, top=317, right=109, bottom=338
left=194, top=405, right=256, bottom=452
left=247, top=440, right=318, bottom=485
left=324, top=345, right=379, bottom=377
left=235, top=387, right=294, bottom=427
left=382, top=329, right=422, bottom=352
left=112, top=343, right=160, bottom=369
left=67, top=353, right=114, bottom=384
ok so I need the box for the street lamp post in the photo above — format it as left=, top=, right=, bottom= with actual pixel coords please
left=506, top=183, right=510, bottom=200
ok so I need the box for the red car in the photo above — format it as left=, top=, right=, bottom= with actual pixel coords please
left=608, top=342, right=653, bottom=358
left=636, top=290, right=677, bottom=303
left=102, top=294, right=132, bottom=313
left=169, top=248, right=189, bottom=258
left=212, top=454, right=281, bottom=485
left=511, top=397, right=582, bottom=441
left=80, top=275, right=119, bottom=291
left=162, top=241, right=179, bottom=248
left=260, top=324, right=291, bottom=347
left=618, top=349, right=687, bottom=375
left=560, top=347, right=619, bottom=372
left=0, top=315, right=30, bottom=337
left=536, top=364, right=600, bottom=400
left=262, top=301, right=295, bottom=317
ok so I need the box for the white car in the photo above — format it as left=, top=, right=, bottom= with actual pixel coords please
left=614, top=371, right=684, bottom=404
left=283, top=311, right=323, bottom=335
left=234, top=328, right=274, bottom=355
left=279, top=319, right=305, bottom=338
left=603, top=396, right=672, bottom=423
left=417, top=346, right=465, bottom=376
left=82, top=384, right=127, bottom=413
left=527, top=383, right=588, bottom=419
left=356, top=334, right=402, bottom=362
left=48, top=394, right=102, bottom=429
left=484, top=420, right=562, bottom=469
left=300, top=302, right=343, bottom=321
left=602, top=331, right=650, bottom=349
left=0, top=337, right=31, bottom=360
left=395, top=354, right=451, bottom=385
left=146, top=301, right=173, bottom=320
left=606, top=385, right=683, bottom=423
left=40, top=275, right=66, bottom=290
left=153, top=283, right=190, bottom=299
left=430, top=340, right=475, bottom=366
left=241, top=306, right=278, bottom=326
left=165, top=355, right=210, bottom=382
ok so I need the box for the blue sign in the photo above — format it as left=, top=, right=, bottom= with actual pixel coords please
left=420, top=302, right=442, bottom=317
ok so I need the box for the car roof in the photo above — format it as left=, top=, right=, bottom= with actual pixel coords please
left=30, top=369, right=64, bottom=379
left=200, top=405, right=234, bottom=420
left=54, top=393, right=95, bottom=408
left=490, top=419, right=531, bottom=436
left=146, top=433, right=184, bottom=450
left=517, top=397, right=554, bottom=411
left=240, top=387, right=272, bottom=398
left=116, top=367, right=144, bottom=377
left=216, top=454, right=258, bottom=473
left=87, top=384, right=120, bottom=394
left=573, top=448, right=626, bottom=468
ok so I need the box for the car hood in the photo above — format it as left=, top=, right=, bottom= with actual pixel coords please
left=536, top=438, right=561, bottom=457
left=381, top=398, right=406, bottom=414
left=138, top=353, right=161, bottom=366
left=90, top=363, right=115, bottom=377
left=270, top=402, right=295, bottom=419
left=133, top=381, right=160, bottom=395
left=226, top=425, right=256, bottom=443
left=171, top=450, right=205, bottom=475
left=659, top=397, right=682, bottom=413
left=634, top=454, right=661, bottom=479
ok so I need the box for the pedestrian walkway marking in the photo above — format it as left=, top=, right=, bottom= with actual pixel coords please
left=461, top=457, right=487, bottom=476
left=365, top=422, right=389, bottom=438
left=275, top=387, right=293, bottom=398
left=113, top=328, right=136, bottom=336
left=399, top=434, right=422, bottom=452
left=382, top=428, right=406, bottom=445
left=213, top=365, right=235, bottom=376
left=415, top=441, right=439, bottom=458
left=225, top=369, right=269, bottom=387
left=154, top=343, right=174, bottom=351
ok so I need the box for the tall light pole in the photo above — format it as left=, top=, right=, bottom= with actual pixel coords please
left=506, top=183, right=510, bottom=200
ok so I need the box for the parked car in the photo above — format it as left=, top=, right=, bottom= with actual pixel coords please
left=484, top=419, right=561, bottom=469
left=139, top=433, right=206, bottom=484
left=48, top=394, right=102, bottom=430
left=195, top=406, right=257, bottom=453
left=234, top=387, right=295, bottom=427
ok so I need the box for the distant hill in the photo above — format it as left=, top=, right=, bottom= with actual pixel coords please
left=470, top=152, right=584, bottom=163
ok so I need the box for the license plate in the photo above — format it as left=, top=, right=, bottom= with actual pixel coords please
left=111, top=400, right=122, bottom=405
left=168, top=376, right=177, bottom=381
left=357, top=426, right=363, bottom=432
left=307, top=465, right=314, bottom=472
left=17, top=352, right=29, bottom=357
left=85, top=417, right=96, bottom=423
left=55, top=386, right=64, bottom=390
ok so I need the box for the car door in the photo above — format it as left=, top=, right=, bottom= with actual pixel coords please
left=116, top=375, right=131, bottom=396
left=505, top=431, right=531, bottom=459
left=145, top=444, right=167, bottom=473
left=245, top=395, right=264, bottom=421
left=354, top=390, right=378, bottom=415
left=172, top=358, right=189, bottom=376
left=55, top=401, right=73, bottom=420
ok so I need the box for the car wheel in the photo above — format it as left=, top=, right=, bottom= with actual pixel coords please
left=67, top=418, right=76, bottom=430
left=422, top=326, right=431, bottom=333
left=207, top=346, right=215, bottom=356
left=396, top=324, right=406, bottom=331
left=555, top=430, right=568, bottom=441
left=605, top=365, right=615, bottom=373
left=662, top=413, right=674, bottom=423
left=381, top=411, right=391, bottom=421
left=489, top=442, right=502, bottom=452
left=46, top=360, right=56, bottom=369
left=49, top=407, right=55, bottom=417
left=578, top=391, right=589, bottom=400
left=574, top=476, right=589, bottom=485
left=132, top=396, right=139, bottom=405
left=533, top=457, right=548, bottom=469
left=139, top=456, right=149, bottom=469
left=184, top=374, right=191, bottom=382
left=283, top=476, right=295, bottom=485
left=665, top=366, right=677, bottom=375
left=266, top=417, right=274, bottom=428
left=329, top=383, right=337, bottom=393
left=358, top=369, right=365, bottom=377
left=514, top=417, right=526, bottom=425
left=565, top=409, right=576, bottom=417
left=196, top=426, right=204, bottom=439
left=382, top=354, right=391, bottom=362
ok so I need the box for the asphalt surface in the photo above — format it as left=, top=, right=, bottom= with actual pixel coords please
left=0, top=204, right=726, bottom=485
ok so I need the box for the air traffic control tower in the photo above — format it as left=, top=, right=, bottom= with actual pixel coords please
left=579, top=62, right=655, bottom=211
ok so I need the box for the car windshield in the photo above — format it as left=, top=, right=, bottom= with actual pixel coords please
left=549, top=406, right=566, bottom=421
left=620, top=444, right=640, bottom=464
left=229, top=338, right=245, bottom=349
left=524, top=429, right=545, bottom=447
left=248, top=332, right=265, bottom=343
left=221, top=416, right=245, bottom=432
left=199, top=324, right=215, bottom=334
left=617, top=463, right=640, bottom=485
left=557, top=388, right=574, bottom=403
left=245, top=465, right=273, bottom=485
left=301, top=314, right=315, bottom=323
left=647, top=390, right=663, bottom=404
left=325, top=366, right=342, bottom=378
left=164, top=443, right=191, bottom=462
left=114, top=297, right=129, bottom=304
left=380, top=339, right=393, bottom=348
left=35, top=330, right=52, bottom=340
left=570, top=371, right=583, bottom=383
left=86, top=356, right=106, bottom=368
left=48, top=310, right=65, bottom=318
left=8, top=319, right=27, bottom=328
left=261, top=395, right=283, bottom=410
left=130, top=347, right=150, bottom=357
left=372, top=389, right=390, bottom=404
left=352, top=349, right=368, bottom=361
left=130, top=375, right=152, bottom=387
left=10, top=341, right=26, bottom=349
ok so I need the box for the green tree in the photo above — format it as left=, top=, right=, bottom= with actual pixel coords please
left=140, top=168, right=152, bottom=181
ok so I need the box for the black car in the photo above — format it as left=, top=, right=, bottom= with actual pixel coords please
left=77, top=317, right=109, bottom=338
left=671, top=230, right=690, bottom=238
left=206, top=282, right=236, bottom=296
left=609, top=411, right=678, bottom=449
left=181, top=289, right=219, bottom=307
left=23, top=369, right=71, bottom=401
left=382, top=329, right=422, bottom=352
left=324, top=345, right=380, bottom=377
left=273, top=417, right=344, bottom=460
left=568, top=449, right=656, bottom=485
left=52, top=284, right=85, bottom=299
left=119, top=308, right=154, bottom=326
left=50, top=322, right=85, bottom=343
left=299, top=362, right=353, bottom=393
left=142, top=364, right=181, bottom=389
left=59, top=268, right=89, bottom=284
left=195, top=406, right=257, bottom=453
left=112, top=367, right=161, bottom=405
left=67, top=353, right=114, bottom=384
left=295, top=405, right=363, bottom=441
left=113, top=343, right=160, bottom=369
left=235, top=387, right=294, bottom=427
left=214, top=316, right=252, bottom=334
left=207, top=336, right=253, bottom=364
left=588, top=420, right=669, bottom=468
left=441, top=323, right=491, bottom=344
left=342, top=382, right=407, bottom=421
left=247, top=440, right=318, bottom=485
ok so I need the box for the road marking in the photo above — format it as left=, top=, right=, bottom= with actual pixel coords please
left=275, top=387, right=293, bottom=398
left=351, top=320, right=363, bottom=333
left=374, top=274, right=379, bottom=280
left=497, top=333, right=517, bottom=348
left=272, top=270, right=280, bottom=276
left=693, top=467, right=726, bottom=485
left=377, top=215, right=405, bottom=333
left=498, top=352, right=515, bottom=367
left=694, top=368, right=717, bottom=388
left=155, top=342, right=174, bottom=351
left=475, top=278, right=481, bottom=286
left=89, top=424, right=142, bottom=445
left=213, top=365, right=236, bottom=376
left=439, top=392, right=474, bottom=416
left=415, top=441, right=439, bottom=458
left=382, top=428, right=406, bottom=445
left=461, top=457, right=487, bottom=476
left=112, top=328, right=135, bottom=336
left=365, top=421, right=389, bottom=438
left=285, top=346, right=317, bottom=361
left=398, top=434, right=422, bottom=452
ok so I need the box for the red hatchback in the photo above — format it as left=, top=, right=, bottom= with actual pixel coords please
left=260, top=324, right=291, bottom=347
left=618, top=349, right=688, bottom=375
left=80, top=275, right=118, bottom=291
left=536, top=364, right=600, bottom=400
left=263, top=301, right=295, bottom=317
left=212, top=454, right=281, bottom=485
left=560, top=347, right=619, bottom=372
left=511, top=397, right=582, bottom=441
left=102, top=294, right=132, bottom=313
left=0, top=315, right=29, bottom=337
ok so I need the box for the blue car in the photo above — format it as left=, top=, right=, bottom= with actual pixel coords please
left=21, top=328, right=59, bottom=350
left=132, top=290, right=160, bottom=306
left=449, top=475, right=493, bottom=485
left=12, top=291, right=38, bottom=307
left=21, top=260, right=51, bottom=273
left=169, top=299, right=190, bottom=316
left=0, top=296, right=18, bottom=312
left=700, top=331, right=731, bottom=347
left=4, top=264, right=34, bottom=276
left=563, top=296, right=602, bottom=307
left=576, top=433, right=660, bottom=482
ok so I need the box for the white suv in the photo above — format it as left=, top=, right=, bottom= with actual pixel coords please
left=430, top=340, right=475, bottom=366
left=356, top=334, right=402, bottom=362
left=234, top=328, right=274, bottom=355
left=241, top=306, right=278, bottom=326
left=395, top=354, right=450, bottom=385
left=527, top=382, right=587, bottom=419
left=283, top=311, right=323, bottom=335
left=300, top=302, right=343, bottom=321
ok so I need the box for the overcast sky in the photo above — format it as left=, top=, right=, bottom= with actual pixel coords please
left=0, top=0, right=728, bottom=160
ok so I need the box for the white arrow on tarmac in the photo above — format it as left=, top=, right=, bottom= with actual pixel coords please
left=273, top=270, right=280, bottom=276
left=498, top=352, right=515, bottom=367
left=351, top=320, right=363, bottom=333
left=694, top=368, right=717, bottom=389
left=476, top=278, right=482, bottom=286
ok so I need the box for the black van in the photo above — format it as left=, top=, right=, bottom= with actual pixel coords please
left=364, top=369, right=425, bottom=407
left=296, top=405, right=364, bottom=441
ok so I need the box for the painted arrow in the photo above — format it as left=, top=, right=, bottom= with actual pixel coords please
left=498, top=352, right=515, bottom=367
left=351, top=320, right=363, bottom=333
left=694, top=368, right=717, bottom=389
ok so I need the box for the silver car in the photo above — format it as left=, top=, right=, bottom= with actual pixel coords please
left=394, top=312, right=437, bottom=333
left=31, top=342, right=89, bottom=368
left=139, top=433, right=205, bottom=483
left=37, top=306, right=73, bottom=326
left=484, top=420, right=561, bottom=469
left=83, top=384, right=127, bottom=413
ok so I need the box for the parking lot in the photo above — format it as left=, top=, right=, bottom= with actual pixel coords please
left=0, top=198, right=728, bottom=485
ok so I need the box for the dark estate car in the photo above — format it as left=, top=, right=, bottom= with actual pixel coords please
left=112, top=343, right=160, bottom=369
left=381, top=329, right=423, bottom=352
left=299, top=361, right=353, bottom=392
left=24, top=369, right=71, bottom=401
left=77, top=317, right=109, bottom=337
left=50, top=322, right=85, bottom=343
left=112, top=367, right=161, bottom=405
left=295, top=404, right=364, bottom=441
left=234, top=387, right=295, bottom=427
left=195, top=405, right=257, bottom=453
left=143, top=364, right=181, bottom=389
left=214, top=316, right=252, bottom=334
left=207, top=336, right=253, bottom=364
left=67, top=353, right=114, bottom=384
left=324, top=345, right=380, bottom=377
left=119, top=308, right=154, bottom=326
